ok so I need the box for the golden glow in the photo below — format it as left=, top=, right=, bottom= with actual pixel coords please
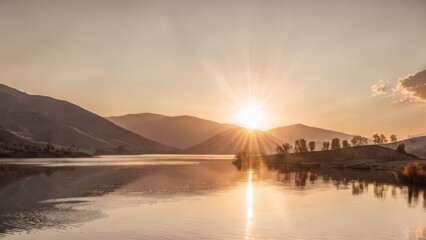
left=238, top=104, right=265, bottom=130
left=246, top=170, right=253, bottom=219
left=245, top=170, right=253, bottom=240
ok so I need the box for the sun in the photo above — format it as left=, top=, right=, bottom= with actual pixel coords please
left=237, top=104, right=265, bottom=130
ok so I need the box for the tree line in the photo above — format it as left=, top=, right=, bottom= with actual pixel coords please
left=276, top=133, right=406, bottom=155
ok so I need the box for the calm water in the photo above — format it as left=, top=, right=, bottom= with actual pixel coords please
left=0, top=155, right=425, bottom=240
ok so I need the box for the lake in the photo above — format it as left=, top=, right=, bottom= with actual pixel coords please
left=0, top=155, right=425, bottom=240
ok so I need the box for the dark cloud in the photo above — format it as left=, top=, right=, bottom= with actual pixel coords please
left=397, top=69, right=426, bottom=103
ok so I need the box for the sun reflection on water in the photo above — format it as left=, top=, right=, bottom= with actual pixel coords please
left=245, top=170, right=253, bottom=239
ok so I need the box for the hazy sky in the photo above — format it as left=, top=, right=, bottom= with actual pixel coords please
left=1, top=0, right=425, bottom=138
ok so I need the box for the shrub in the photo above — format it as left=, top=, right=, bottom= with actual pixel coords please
left=397, top=143, right=406, bottom=153
left=398, top=162, right=426, bottom=186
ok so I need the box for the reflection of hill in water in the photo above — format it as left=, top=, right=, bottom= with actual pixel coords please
left=234, top=159, right=426, bottom=208
left=1, top=159, right=425, bottom=237
left=0, top=162, right=237, bottom=236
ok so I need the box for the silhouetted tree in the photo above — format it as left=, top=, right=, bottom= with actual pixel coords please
left=294, top=139, right=308, bottom=153
left=380, top=134, right=388, bottom=144
left=342, top=140, right=351, bottom=148
left=351, top=135, right=368, bottom=146
left=322, top=141, right=330, bottom=150
left=308, top=141, right=316, bottom=151
left=331, top=138, right=341, bottom=150
left=276, top=143, right=293, bottom=155
left=372, top=134, right=381, bottom=144
left=397, top=143, right=406, bottom=153
left=390, top=134, right=397, bottom=143
left=46, top=143, right=54, bottom=151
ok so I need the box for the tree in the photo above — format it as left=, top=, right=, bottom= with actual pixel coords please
left=390, top=134, right=397, bottom=143
left=379, top=134, right=388, bottom=144
left=331, top=138, right=341, bottom=150
left=351, top=135, right=368, bottom=146
left=322, top=141, right=330, bottom=151
left=342, top=140, right=351, bottom=148
left=308, top=141, right=316, bottom=151
left=397, top=143, right=406, bottom=153
left=372, top=134, right=381, bottom=144
left=46, top=143, right=54, bottom=151
left=294, top=139, right=308, bottom=153
left=276, top=143, right=293, bottom=155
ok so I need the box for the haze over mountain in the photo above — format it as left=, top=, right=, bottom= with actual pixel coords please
left=267, top=124, right=354, bottom=144
left=0, top=84, right=174, bottom=153
left=187, top=126, right=281, bottom=154
left=109, top=113, right=358, bottom=153
left=108, top=113, right=233, bottom=149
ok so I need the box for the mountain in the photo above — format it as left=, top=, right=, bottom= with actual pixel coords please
left=267, top=124, right=354, bottom=144
left=382, top=136, right=426, bottom=158
left=187, top=126, right=280, bottom=154
left=0, top=127, right=92, bottom=158
left=108, top=113, right=233, bottom=149
left=108, top=115, right=355, bottom=153
left=0, top=128, right=46, bottom=148
left=0, top=84, right=174, bottom=153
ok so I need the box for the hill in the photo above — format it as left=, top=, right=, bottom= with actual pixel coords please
left=267, top=124, right=354, bottom=144
left=260, top=145, right=421, bottom=170
left=382, top=136, right=426, bottom=158
left=187, top=126, right=280, bottom=154
left=108, top=113, right=233, bottom=149
left=0, top=128, right=46, bottom=148
left=0, top=128, right=91, bottom=158
left=0, top=84, right=174, bottom=153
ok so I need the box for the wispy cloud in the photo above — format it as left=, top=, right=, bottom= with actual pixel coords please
left=371, top=80, right=392, bottom=97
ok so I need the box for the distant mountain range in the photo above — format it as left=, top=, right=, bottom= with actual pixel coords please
left=0, top=84, right=174, bottom=153
left=109, top=114, right=355, bottom=154
left=267, top=124, right=354, bottom=144
left=1, top=83, right=424, bottom=156
left=107, top=113, right=233, bottom=149
left=187, top=126, right=280, bottom=154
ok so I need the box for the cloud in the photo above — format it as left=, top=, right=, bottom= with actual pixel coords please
left=396, top=69, right=426, bottom=103
left=371, top=69, right=426, bottom=104
left=371, top=80, right=391, bottom=97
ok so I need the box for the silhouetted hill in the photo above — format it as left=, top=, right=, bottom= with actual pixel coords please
left=382, top=136, right=426, bottom=158
left=285, top=145, right=417, bottom=162
left=108, top=113, right=233, bottom=149
left=187, top=126, right=280, bottom=154
left=267, top=124, right=353, bottom=144
left=261, top=145, right=420, bottom=170
left=0, top=84, right=174, bottom=153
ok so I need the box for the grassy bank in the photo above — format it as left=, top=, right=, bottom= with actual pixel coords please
left=258, top=145, right=423, bottom=170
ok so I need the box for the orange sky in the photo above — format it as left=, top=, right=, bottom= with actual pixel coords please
left=1, top=0, right=426, bottom=138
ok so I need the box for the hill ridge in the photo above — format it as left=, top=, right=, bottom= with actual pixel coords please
left=0, top=84, right=175, bottom=153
